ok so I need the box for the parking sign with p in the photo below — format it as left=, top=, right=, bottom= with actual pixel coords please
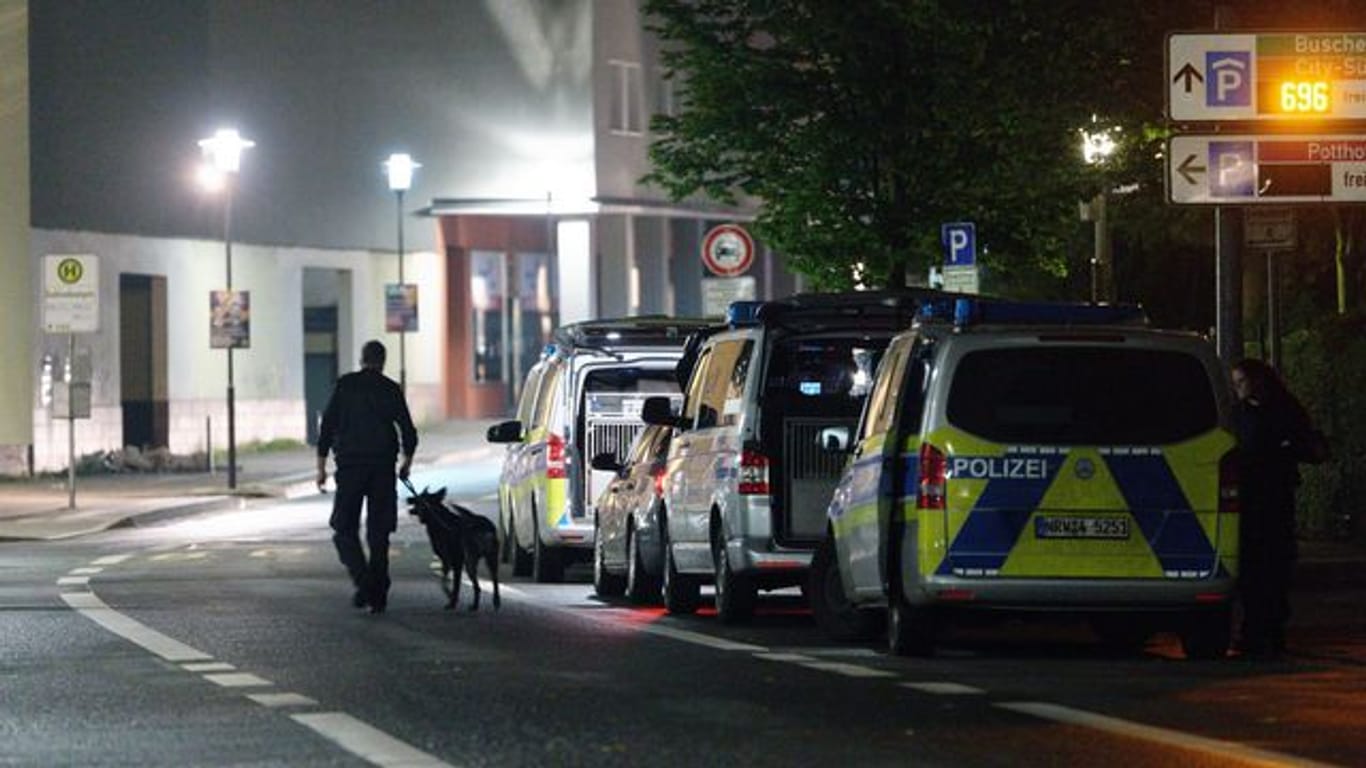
left=942, top=222, right=976, bottom=267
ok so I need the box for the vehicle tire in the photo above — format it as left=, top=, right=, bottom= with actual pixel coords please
left=511, top=503, right=532, bottom=578
left=1090, top=615, right=1152, bottom=655
left=887, top=594, right=936, bottom=657
left=532, top=511, right=564, bottom=584
left=662, top=521, right=699, bottom=615
left=626, top=519, right=661, bottom=604
left=1180, top=607, right=1231, bottom=661
left=593, top=516, right=626, bottom=597
left=809, top=536, right=883, bottom=642
left=713, top=535, right=755, bottom=625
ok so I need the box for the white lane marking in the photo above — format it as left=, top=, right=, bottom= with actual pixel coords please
left=91, top=554, right=132, bottom=565
left=204, top=672, right=273, bottom=688
left=799, top=661, right=898, bottom=679
left=754, top=652, right=818, bottom=663
left=57, top=576, right=90, bottom=586
left=182, top=662, right=236, bottom=672
left=70, top=567, right=104, bottom=575
left=997, top=702, right=1342, bottom=768
left=635, top=623, right=768, bottom=653
left=248, top=692, right=319, bottom=708
left=291, top=712, right=456, bottom=768
left=60, top=591, right=211, bottom=662
left=901, top=682, right=985, bottom=695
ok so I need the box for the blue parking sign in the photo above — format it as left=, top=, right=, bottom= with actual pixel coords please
left=942, top=222, right=976, bottom=267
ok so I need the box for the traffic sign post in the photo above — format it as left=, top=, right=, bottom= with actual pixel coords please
left=1167, top=134, right=1366, bottom=204
left=1168, top=32, right=1366, bottom=122
left=701, top=224, right=755, bottom=277
left=42, top=254, right=99, bottom=511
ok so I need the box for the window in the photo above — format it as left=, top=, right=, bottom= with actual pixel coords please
left=609, top=59, right=644, bottom=135
left=517, top=366, right=543, bottom=425
left=532, top=364, right=563, bottom=430
left=682, top=349, right=712, bottom=426
left=697, top=340, right=751, bottom=429
left=946, top=347, right=1218, bottom=444
left=861, top=338, right=912, bottom=441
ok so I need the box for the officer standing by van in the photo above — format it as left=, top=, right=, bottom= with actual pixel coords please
left=316, top=340, right=418, bottom=614
left=1230, top=358, right=1321, bottom=658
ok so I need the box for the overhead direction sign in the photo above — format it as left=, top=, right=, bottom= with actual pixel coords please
left=1168, top=32, right=1366, bottom=121
left=1167, top=134, right=1366, bottom=204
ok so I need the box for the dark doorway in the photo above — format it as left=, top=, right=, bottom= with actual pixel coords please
left=119, top=274, right=168, bottom=449
left=303, top=306, right=338, bottom=445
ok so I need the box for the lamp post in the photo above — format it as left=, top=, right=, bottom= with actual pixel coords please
left=1080, top=124, right=1117, bottom=304
left=199, top=128, right=254, bottom=490
left=385, top=153, right=419, bottom=394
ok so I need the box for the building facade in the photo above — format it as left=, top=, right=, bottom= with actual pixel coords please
left=3, top=0, right=798, bottom=473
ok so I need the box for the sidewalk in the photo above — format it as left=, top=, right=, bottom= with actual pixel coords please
left=0, top=419, right=500, bottom=541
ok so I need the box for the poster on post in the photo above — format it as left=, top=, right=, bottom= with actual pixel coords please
left=210, top=290, right=251, bottom=349
left=385, top=283, right=419, bottom=332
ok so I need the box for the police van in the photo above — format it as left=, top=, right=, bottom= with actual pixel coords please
left=487, top=317, right=713, bottom=582
left=641, top=291, right=933, bottom=622
left=811, top=298, right=1239, bottom=658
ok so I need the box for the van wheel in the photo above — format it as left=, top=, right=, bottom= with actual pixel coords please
left=1180, top=607, right=1231, bottom=661
left=809, top=536, right=882, bottom=642
left=662, top=525, right=699, bottom=615
left=713, top=537, right=755, bottom=625
left=888, top=594, right=936, bottom=657
left=532, top=513, right=564, bottom=584
left=626, top=520, right=661, bottom=604
left=593, top=516, right=625, bottom=598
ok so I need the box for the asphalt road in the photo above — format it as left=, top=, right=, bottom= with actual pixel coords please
left=2, top=456, right=1361, bottom=767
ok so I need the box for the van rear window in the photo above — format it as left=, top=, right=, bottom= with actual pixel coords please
left=946, top=347, right=1218, bottom=445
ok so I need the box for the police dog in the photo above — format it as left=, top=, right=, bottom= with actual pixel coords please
left=405, top=485, right=500, bottom=612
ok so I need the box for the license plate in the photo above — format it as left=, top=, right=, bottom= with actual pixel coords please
left=1034, top=515, right=1130, bottom=540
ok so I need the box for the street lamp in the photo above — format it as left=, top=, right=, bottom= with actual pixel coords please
left=1080, top=121, right=1117, bottom=304
left=199, top=128, right=254, bottom=490
left=385, top=153, right=420, bottom=394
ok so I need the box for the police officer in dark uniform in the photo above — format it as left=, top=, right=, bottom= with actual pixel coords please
left=316, top=340, right=418, bottom=614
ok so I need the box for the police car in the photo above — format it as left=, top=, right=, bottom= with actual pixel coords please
left=641, top=291, right=933, bottom=622
left=486, top=317, right=713, bottom=582
left=811, top=298, right=1239, bottom=659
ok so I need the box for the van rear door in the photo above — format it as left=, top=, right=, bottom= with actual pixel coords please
left=939, top=342, right=1230, bottom=580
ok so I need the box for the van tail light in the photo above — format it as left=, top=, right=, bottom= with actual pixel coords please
left=738, top=450, right=770, bottom=495
left=546, top=433, right=567, bottom=479
left=652, top=465, right=666, bottom=498
left=1218, top=451, right=1239, bottom=516
left=917, top=443, right=947, bottom=510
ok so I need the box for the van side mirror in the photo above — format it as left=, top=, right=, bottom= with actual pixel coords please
left=818, top=426, right=850, bottom=452
left=641, top=396, right=683, bottom=429
left=486, top=419, right=524, bottom=444
left=590, top=452, right=622, bottom=473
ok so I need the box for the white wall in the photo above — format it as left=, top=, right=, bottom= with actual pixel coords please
left=22, top=229, right=443, bottom=471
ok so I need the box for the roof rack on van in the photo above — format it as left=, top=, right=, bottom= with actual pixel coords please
left=918, top=297, right=1149, bottom=329
left=549, top=316, right=718, bottom=352
left=727, top=289, right=960, bottom=329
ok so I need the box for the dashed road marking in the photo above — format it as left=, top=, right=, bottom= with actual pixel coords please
left=901, top=682, right=985, bottom=695
left=248, top=692, right=319, bottom=708
left=291, top=712, right=455, bottom=768
left=60, top=591, right=212, bottom=662
left=182, top=662, right=236, bottom=673
left=57, top=576, right=90, bottom=586
left=799, top=661, right=898, bottom=679
left=204, top=672, right=273, bottom=688
left=636, top=623, right=768, bottom=653
left=70, top=567, right=104, bottom=575
left=91, top=554, right=133, bottom=565
left=754, top=652, right=818, bottom=663
left=996, top=702, right=1341, bottom=768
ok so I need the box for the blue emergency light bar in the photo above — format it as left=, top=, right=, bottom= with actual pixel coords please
left=921, top=297, right=1148, bottom=328
left=727, top=301, right=765, bottom=326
